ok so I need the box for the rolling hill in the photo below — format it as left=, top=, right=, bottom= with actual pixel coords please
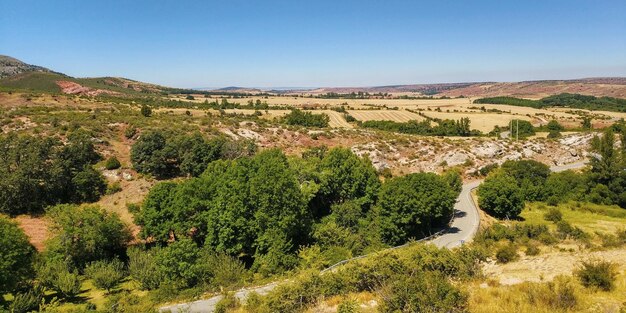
left=1, top=55, right=625, bottom=99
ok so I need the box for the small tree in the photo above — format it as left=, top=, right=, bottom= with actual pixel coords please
left=37, top=260, right=82, bottom=299
left=85, top=259, right=126, bottom=293
left=478, top=171, right=524, bottom=219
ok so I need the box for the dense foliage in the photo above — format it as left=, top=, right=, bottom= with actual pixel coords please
left=376, top=173, right=457, bottom=245
left=45, top=204, right=132, bottom=269
left=0, top=217, right=36, bottom=294
left=0, top=131, right=105, bottom=214
left=283, top=109, right=330, bottom=127
left=361, top=117, right=479, bottom=136
left=131, top=131, right=256, bottom=178
left=475, top=93, right=626, bottom=112
left=136, top=147, right=458, bottom=277
left=478, top=170, right=525, bottom=219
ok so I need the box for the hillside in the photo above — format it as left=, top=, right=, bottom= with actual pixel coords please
left=0, top=55, right=52, bottom=78
left=0, top=56, right=168, bottom=96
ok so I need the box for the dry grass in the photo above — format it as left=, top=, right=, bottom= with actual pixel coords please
left=346, top=110, right=424, bottom=123
left=13, top=214, right=49, bottom=251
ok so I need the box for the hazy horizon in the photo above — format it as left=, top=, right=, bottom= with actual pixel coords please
left=1, top=1, right=625, bottom=88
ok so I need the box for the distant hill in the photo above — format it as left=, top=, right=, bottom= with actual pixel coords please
left=0, top=56, right=169, bottom=96
left=1, top=55, right=625, bottom=99
left=0, top=55, right=53, bottom=78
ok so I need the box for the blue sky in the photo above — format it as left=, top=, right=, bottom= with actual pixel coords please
left=1, top=0, right=625, bottom=88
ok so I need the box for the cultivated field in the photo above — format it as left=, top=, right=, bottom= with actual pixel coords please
left=346, top=109, right=425, bottom=123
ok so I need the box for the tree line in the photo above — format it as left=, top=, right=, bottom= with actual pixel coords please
left=474, top=93, right=626, bottom=112
left=282, top=109, right=330, bottom=128
left=360, top=117, right=479, bottom=136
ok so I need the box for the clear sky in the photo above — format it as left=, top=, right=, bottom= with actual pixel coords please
left=1, top=0, right=625, bottom=88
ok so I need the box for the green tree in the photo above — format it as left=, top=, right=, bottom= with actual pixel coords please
left=376, top=173, right=456, bottom=245
left=45, top=204, right=132, bottom=269
left=0, top=132, right=104, bottom=215
left=589, top=128, right=626, bottom=207
left=501, top=160, right=550, bottom=201
left=316, top=147, right=380, bottom=212
left=155, top=238, right=201, bottom=288
left=71, top=165, right=107, bottom=202
left=0, top=217, right=36, bottom=294
left=131, top=130, right=178, bottom=178
left=37, top=260, right=82, bottom=299
left=508, top=119, right=535, bottom=138
left=546, top=120, right=564, bottom=131
left=85, top=258, right=126, bottom=292
left=478, top=171, right=524, bottom=219
left=128, top=246, right=163, bottom=290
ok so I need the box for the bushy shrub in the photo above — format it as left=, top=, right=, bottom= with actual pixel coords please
left=37, top=260, right=82, bottom=299
left=525, top=276, right=577, bottom=310
left=128, top=246, right=163, bottom=290
left=525, top=243, right=540, bottom=256
left=106, top=181, right=122, bottom=195
left=9, top=287, right=44, bottom=313
left=105, top=156, right=121, bottom=170
left=85, top=258, right=126, bottom=292
left=140, top=105, right=152, bottom=117
left=575, top=260, right=617, bottom=291
left=555, top=220, right=588, bottom=240
left=337, top=298, right=359, bottom=313
left=495, top=244, right=518, bottom=263
left=215, top=293, right=240, bottom=313
left=283, top=109, right=329, bottom=127
left=544, top=207, right=563, bottom=222
left=378, top=271, right=467, bottom=313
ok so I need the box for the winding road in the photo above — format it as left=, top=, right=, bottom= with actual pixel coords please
left=160, top=160, right=588, bottom=313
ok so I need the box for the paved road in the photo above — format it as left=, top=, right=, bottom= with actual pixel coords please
left=160, top=160, right=588, bottom=313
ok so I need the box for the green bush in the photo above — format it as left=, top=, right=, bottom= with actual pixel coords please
left=215, top=293, right=239, bottom=313
left=378, top=271, right=467, bottom=313
left=128, top=246, right=163, bottom=290
left=543, top=208, right=563, bottom=222
left=337, top=298, right=360, bottom=313
left=37, top=260, right=82, bottom=299
left=140, top=105, right=152, bottom=117
left=555, top=220, right=588, bottom=240
left=0, top=217, right=36, bottom=294
left=9, top=287, right=43, bottom=313
left=575, top=260, right=617, bottom=291
left=45, top=204, right=132, bottom=269
left=85, top=258, right=126, bottom=292
left=495, top=244, right=518, bottom=263
left=106, top=181, right=122, bottom=195
left=478, top=171, right=524, bottom=219
left=525, top=243, right=540, bottom=256
left=105, top=156, right=121, bottom=170
left=283, top=109, right=329, bottom=127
